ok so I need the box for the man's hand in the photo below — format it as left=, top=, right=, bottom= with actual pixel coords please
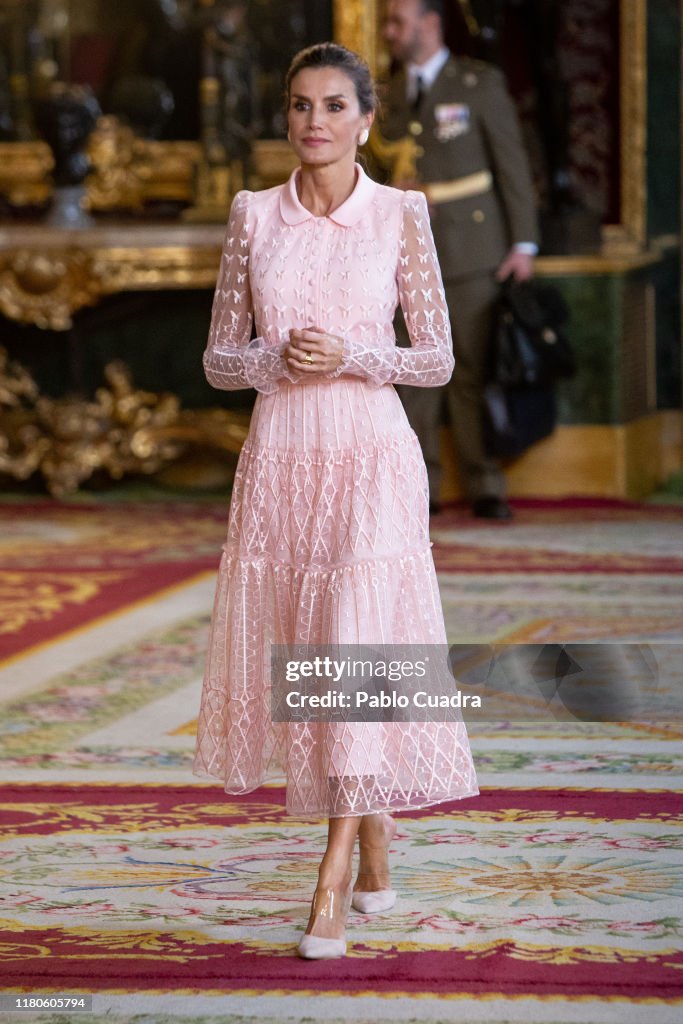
left=496, top=248, right=535, bottom=283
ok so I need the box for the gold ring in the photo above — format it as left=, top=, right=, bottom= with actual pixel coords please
left=304, top=353, right=313, bottom=364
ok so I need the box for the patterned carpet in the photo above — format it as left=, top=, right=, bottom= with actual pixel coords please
left=0, top=500, right=226, bottom=662
left=1, top=497, right=682, bottom=1023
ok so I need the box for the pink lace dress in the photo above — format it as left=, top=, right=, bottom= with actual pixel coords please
left=193, top=164, right=478, bottom=816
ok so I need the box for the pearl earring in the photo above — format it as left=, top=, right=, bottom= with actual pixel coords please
left=358, top=128, right=369, bottom=146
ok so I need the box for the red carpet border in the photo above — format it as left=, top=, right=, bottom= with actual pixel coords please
left=1, top=783, right=682, bottom=1004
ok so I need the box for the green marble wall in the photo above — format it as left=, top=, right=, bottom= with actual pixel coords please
left=647, top=0, right=682, bottom=411
left=651, top=249, right=682, bottom=409
left=540, top=259, right=679, bottom=426
left=541, top=274, right=624, bottom=426
left=647, top=0, right=681, bottom=241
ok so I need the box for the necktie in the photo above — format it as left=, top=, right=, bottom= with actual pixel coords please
left=412, top=74, right=424, bottom=112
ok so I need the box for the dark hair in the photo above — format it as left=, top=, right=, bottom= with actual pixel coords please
left=284, top=42, right=377, bottom=115
left=419, top=0, right=446, bottom=24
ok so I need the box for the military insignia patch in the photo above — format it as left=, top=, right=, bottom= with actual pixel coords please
left=434, top=103, right=470, bottom=141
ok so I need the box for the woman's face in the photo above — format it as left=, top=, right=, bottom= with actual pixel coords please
left=287, top=66, right=373, bottom=169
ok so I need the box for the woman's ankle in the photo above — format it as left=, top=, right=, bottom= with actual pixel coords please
left=316, top=853, right=353, bottom=893
left=354, top=814, right=394, bottom=891
left=359, top=813, right=394, bottom=846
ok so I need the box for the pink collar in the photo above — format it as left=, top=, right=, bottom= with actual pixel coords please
left=279, top=163, right=376, bottom=226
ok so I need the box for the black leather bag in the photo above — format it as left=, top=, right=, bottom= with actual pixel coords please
left=488, top=280, right=575, bottom=389
left=483, top=280, right=575, bottom=458
left=483, top=382, right=557, bottom=458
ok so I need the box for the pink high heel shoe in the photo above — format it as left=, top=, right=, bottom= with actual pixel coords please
left=351, top=888, right=397, bottom=913
left=297, top=883, right=352, bottom=959
left=351, top=814, right=398, bottom=914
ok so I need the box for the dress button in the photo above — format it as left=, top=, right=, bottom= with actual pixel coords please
left=472, top=209, right=485, bottom=223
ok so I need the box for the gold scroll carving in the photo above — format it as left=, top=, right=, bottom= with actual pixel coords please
left=0, top=134, right=199, bottom=213
left=86, top=117, right=201, bottom=211
left=0, top=142, right=53, bottom=207
left=0, top=248, right=102, bottom=331
left=0, top=348, right=249, bottom=497
left=0, top=223, right=225, bottom=330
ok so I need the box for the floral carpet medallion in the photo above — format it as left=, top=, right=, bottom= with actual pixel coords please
left=1, top=783, right=682, bottom=1008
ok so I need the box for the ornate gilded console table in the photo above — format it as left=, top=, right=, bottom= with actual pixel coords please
left=0, top=222, right=226, bottom=331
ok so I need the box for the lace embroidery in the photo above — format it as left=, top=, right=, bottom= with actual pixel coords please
left=202, top=186, right=454, bottom=394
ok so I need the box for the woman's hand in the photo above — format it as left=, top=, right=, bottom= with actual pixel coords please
left=285, top=327, right=345, bottom=376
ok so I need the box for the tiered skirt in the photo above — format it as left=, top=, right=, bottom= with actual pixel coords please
left=193, top=378, right=478, bottom=816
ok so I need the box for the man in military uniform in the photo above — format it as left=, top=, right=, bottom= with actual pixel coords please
left=381, top=0, right=539, bottom=519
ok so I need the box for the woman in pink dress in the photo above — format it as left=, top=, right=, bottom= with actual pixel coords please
left=194, top=42, right=478, bottom=959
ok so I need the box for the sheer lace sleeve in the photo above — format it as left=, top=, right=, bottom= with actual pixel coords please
left=203, top=191, right=291, bottom=394
left=335, top=190, right=454, bottom=387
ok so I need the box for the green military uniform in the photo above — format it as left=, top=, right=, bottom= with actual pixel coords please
left=380, top=55, right=539, bottom=501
